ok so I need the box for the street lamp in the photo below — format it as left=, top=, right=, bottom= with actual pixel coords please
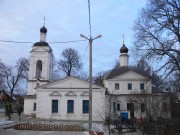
left=80, top=34, right=102, bottom=130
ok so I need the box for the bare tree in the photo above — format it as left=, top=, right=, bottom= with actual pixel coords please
left=164, top=71, right=180, bottom=96
left=76, top=71, right=89, bottom=81
left=58, top=48, right=82, bottom=76
left=0, top=57, right=29, bottom=102
left=136, top=58, right=152, bottom=75
left=113, top=59, right=120, bottom=69
left=51, top=57, right=61, bottom=80
left=127, top=88, right=169, bottom=121
left=94, top=71, right=105, bottom=85
left=133, top=0, right=180, bottom=78
left=0, top=61, right=5, bottom=88
left=16, top=57, right=29, bottom=80
left=104, top=92, right=116, bottom=135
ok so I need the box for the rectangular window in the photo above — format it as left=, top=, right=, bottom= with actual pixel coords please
left=117, top=103, right=120, bottom=111
left=140, top=83, right=144, bottom=90
left=163, top=103, right=167, bottom=112
left=115, top=83, right=119, bottom=90
left=83, top=100, right=89, bottom=113
left=127, top=103, right=130, bottom=110
left=67, top=100, right=74, bottom=113
left=52, top=100, right=58, bottom=113
left=113, top=102, right=116, bottom=113
left=141, top=103, right=145, bottom=113
left=128, top=83, right=132, bottom=90
left=33, top=103, right=36, bottom=111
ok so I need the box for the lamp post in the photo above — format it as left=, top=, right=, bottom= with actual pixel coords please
left=80, top=34, right=102, bottom=130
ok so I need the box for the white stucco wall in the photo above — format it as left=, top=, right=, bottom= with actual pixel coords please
left=35, top=77, right=106, bottom=122
left=24, top=98, right=36, bottom=115
left=36, top=89, right=105, bottom=121
left=120, top=54, right=129, bottom=66
left=27, top=46, right=53, bottom=95
left=25, top=45, right=53, bottom=114
left=103, top=71, right=152, bottom=95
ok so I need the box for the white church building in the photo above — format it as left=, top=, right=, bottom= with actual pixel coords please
left=102, top=41, right=171, bottom=120
left=24, top=26, right=106, bottom=121
left=24, top=25, right=170, bottom=122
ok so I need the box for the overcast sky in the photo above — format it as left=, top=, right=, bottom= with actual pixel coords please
left=0, top=0, right=147, bottom=75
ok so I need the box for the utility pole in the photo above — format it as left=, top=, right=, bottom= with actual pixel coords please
left=80, top=0, right=102, bottom=130
left=80, top=34, right=101, bottom=130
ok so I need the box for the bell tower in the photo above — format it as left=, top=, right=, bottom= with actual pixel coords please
left=119, top=36, right=129, bottom=67
left=27, top=25, right=53, bottom=95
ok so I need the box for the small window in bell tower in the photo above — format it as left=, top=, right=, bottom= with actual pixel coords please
left=36, top=60, right=42, bottom=78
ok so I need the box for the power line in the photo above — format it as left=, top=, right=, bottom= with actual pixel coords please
left=0, top=40, right=34, bottom=44
left=49, top=39, right=87, bottom=44
left=81, top=44, right=89, bottom=64
left=0, top=39, right=87, bottom=44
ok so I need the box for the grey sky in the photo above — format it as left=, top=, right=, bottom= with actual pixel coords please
left=0, top=0, right=146, bottom=75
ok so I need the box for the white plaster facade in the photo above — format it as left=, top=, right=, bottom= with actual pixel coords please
left=24, top=25, right=171, bottom=122
left=36, top=76, right=105, bottom=121
left=103, top=42, right=171, bottom=120
left=24, top=26, right=106, bottom=122
left=120, top=53, right=129, bottom=66
left=103, top=71, right=152, bottom=95
left=24, top=26, right=53, bottom=115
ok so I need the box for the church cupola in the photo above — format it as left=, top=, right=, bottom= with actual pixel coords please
left=120, top=42, right=129, bottom=54
left=40, top=25, right=47, bottom=42
left=40, top=26, right=47, bottom=33
left=119, top=36, right=129, bottom=67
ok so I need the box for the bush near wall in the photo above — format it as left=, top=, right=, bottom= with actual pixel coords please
left=14, top=123, right=85, bottom=131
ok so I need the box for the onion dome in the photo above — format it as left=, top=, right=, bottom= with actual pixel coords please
left=120, top=43, right=128, bottom=53
left=33, top=42, right=49, bottom=46
left=40, top=26, right=47, bottom=33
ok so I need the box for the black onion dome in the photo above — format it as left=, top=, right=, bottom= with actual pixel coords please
left=40, top=26, right=47, bottom=33
left=120, top=43, right=128, bottom=53
left=33, top=42, right=49, bottom=46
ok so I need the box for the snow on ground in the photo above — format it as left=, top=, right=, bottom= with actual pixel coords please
left=0, top=109, right=5, bottom=113
left=0, top=118, right=14, bottom=126
left=0, top=128, right=89, bottom=135
left=83, top=123, right=104, bottom=132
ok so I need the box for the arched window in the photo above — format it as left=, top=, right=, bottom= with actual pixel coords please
left=36, top=60, right=42, bottom=78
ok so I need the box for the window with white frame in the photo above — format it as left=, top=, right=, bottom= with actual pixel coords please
left=115, top=83, right=119, bottom=90
left=52, top=100, right=58, bottom=113
left=140, top=83, right=144, bottom=90
left=33, top=103, right=36, bottom=111
left=128, top=83, right=132, bottom=90
left=67, top=100, right=74, bottom=113
left=82, top=100, right=89, bottom=113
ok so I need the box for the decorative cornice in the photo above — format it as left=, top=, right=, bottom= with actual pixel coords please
left=28, top=79, right=50, bottom=82
left=49, top=91, right=62, bottom=96
left=65, top=91, right=77, bottom=96
left=80, top=91, right=89, bottom=96
left=42, top=87, right=100, bottom=89
left=24, top=95, right=36, bottom=99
